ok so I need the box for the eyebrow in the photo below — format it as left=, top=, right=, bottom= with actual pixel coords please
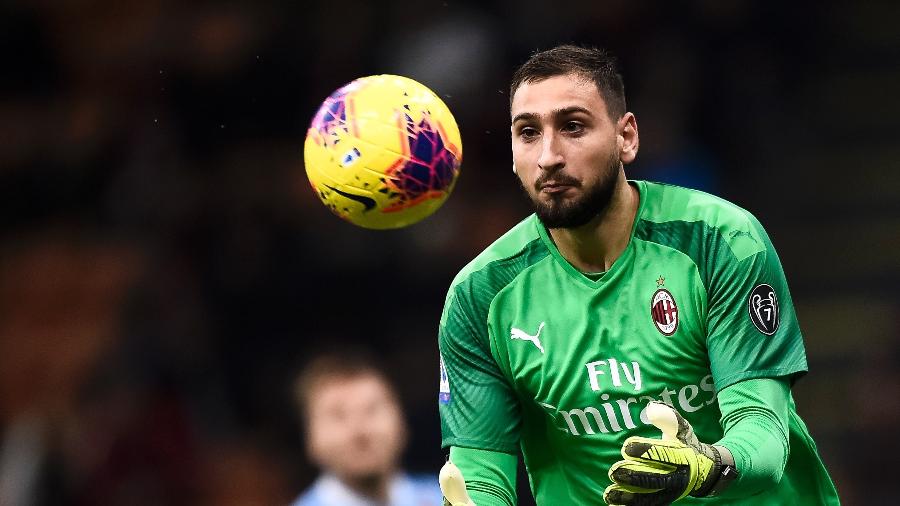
left=512, top=106, right=593, bottom=124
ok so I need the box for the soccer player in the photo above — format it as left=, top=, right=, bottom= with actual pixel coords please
left=292, top=352, right=443, bottom=506
left=437, top=45, right=840, bottom=505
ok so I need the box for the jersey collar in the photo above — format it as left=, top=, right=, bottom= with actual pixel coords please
left=535, top=180, right=647, bottom=288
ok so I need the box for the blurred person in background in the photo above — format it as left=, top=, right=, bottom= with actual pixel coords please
left=291, top=351, right=443, bottom=506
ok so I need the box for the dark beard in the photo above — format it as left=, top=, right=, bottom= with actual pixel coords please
left=525, top=154, right=621, bottom=229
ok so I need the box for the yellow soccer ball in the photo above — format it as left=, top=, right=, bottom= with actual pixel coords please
left=304, top=75, right=462, bottom=229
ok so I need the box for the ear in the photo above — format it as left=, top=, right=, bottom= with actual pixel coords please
left=617, top=112, right=639, bottom=164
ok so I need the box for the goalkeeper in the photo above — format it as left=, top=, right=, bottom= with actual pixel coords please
left=437, top=44, right=839, bottom=505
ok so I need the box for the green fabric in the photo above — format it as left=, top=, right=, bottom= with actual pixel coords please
left=634, top=186, right=808, bottom=391
left=449, top=446, right=518, bottom=506
left=715, top=378, right=790, bottom=496
left=715, top=378, right=840, bottom=503
left=439, top=226, right=548, bottom=453
left=438, top=181, right=837, bottom=504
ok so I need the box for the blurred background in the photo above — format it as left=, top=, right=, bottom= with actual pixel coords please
left=0, top=0, right=898, bottom=504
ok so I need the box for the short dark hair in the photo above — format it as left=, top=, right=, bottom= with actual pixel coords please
left=510, top=45, right=626, bottom=120
left=293, top=350, right=394, bottom=423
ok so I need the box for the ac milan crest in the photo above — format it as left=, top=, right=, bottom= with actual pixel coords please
left=651, top=289, right=679, bottom=336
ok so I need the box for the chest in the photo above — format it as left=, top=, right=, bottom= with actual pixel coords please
left=488, top=253, right=718, bottom=435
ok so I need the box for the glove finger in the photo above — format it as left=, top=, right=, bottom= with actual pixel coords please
left=621, top=436, right=692, bottom=464
left=645, top=402, right=704, bottom=450
left=666, top=404, right=698, bottom=445
left=609, top=455, right=693, bottom=503
left=439, top=460, right=473, bottom=506
left=622, top=435, right=715, bottom=492
left=645, top=402, right=680, bottom=440
left=603, top=483, right=681, bottom=506
left=609, top=459, right=678, bottom=490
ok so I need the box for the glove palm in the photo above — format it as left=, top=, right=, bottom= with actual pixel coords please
left=604, top=402, right=734, bottom=505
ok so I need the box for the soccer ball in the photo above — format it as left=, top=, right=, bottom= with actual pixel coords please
left=304, top=75, right=463, bottom=229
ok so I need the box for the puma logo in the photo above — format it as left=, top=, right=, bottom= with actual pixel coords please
left=510, top=322, right=546, bottom=353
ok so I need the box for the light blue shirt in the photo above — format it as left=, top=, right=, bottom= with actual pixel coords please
left=292, top=472, right=443, bottom=506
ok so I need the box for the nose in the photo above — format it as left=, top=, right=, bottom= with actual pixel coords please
left=537, top=132, right=564, bottom=172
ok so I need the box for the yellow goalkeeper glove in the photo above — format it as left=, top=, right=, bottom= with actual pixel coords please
left=604, top=401, right=739, bottom=505
left=439, top=459, right=476, bottom=506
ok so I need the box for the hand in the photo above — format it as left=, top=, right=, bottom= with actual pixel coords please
left=603, top=402, right=737, bottom=505
left=440, top=459, right=476, bottom=506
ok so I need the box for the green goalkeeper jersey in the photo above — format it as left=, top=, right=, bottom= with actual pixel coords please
left=438, top=180, right=839, bottom=504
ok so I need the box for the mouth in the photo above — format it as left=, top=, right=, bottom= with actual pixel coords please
left=538, top=181, right=577, bottom=194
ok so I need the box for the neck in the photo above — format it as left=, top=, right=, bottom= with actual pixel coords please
left=339, top=471, right=394, bottom=502
left=547, top=173, right=639, bottom=273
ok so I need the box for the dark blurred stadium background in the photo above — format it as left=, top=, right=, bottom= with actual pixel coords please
left=0, top=1, right=897, bottom=504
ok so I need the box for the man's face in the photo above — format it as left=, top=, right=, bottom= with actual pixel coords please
left=305, top=373, right=406, bottom=480
left=511, top=73, right=623, bottom=228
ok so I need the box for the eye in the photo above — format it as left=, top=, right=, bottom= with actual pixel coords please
left=518, top=126, right=539, bottom=142
left=562, top=121, right=584, bottom=134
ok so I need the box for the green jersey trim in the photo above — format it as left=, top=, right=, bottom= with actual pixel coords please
left=634, top=218, right=765, bottom=298
left=634, top=180, right=767, bottom=296
left=637, top=181, right=767, bottom=262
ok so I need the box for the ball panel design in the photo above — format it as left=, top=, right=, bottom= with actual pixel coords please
left=304, top=74, right=461, bottom=229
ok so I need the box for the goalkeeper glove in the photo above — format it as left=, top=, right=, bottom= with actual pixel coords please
left=604, top=401, right=739, bottom=505
left=439, top=459, right=476, bottom=506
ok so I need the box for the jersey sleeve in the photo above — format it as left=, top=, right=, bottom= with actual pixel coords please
left=706, top=214, right=808, bottom=390
left=449, top=446, right=518, bottom=506
left=714, top=377, right=791, bottom=498
left=439, top=281, right=521, bottom=453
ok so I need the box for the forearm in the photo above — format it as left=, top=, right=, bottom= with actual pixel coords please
left=449, top=446, right=518, bottom=506
left=714, top=377, right=791, bottom=498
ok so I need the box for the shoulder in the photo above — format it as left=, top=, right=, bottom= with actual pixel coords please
left=444, top=214, right=548, bottom=305
left=638, top=180, right=757, bottom=230
left=450, top=214, right=545, bottom=289
left=439, top=214, right=548, bottom=335
left=635, top=180, right=768, bottom=262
